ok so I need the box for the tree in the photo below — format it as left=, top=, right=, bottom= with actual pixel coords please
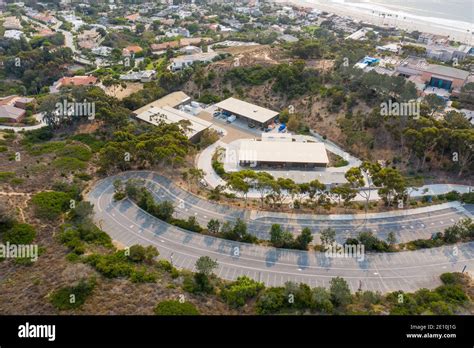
left=255, top=172, right=275, bottom=207
left=329, top=277, right=352, bottom=307
left=424, top=94, right=446, bottom=117
left=449, top=129, right=473, bottom=177
left=307, top=179, right=326, bottom=210
left=345, top=162, right=381, bottom=214
left=226, top=172, right=251, bottom=204
left=207, top=219, right=220, bottom=234
left=330, top=184, right=356, bottom=207
left=154, top=201, right=175, bottom=221
left=183, top=168, right=206, bottom=190
left=295, top=227, right=313, bottom=250
left=270, top=224, right=294, bottom=248
left=320, top=228, right=336, bottom=246
left=195, top=256, right=218, bottom=276
left=372, top=167, right=407, bottom=207
left=287, top=114, right=300, bottom=132
left=193, top=256, right=218, bottom=293
left=387, top=231, right=397, bottom=246
left=312, top=287, right=334, bottom=313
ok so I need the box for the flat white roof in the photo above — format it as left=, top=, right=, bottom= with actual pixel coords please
left=134, top=91, right=191, bottom=115
left=238, top=139, right=329, bottom=164
left=136, top=105, right=211, bottom=139
left=261, top=132, right=292, bottom=142
left=215, top=97, right=279, bottom=124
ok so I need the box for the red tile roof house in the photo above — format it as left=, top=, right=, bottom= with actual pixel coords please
left=122, top=45, right=143, bottom=57
left=151, top=41, right=180, bottom=52
left=50, top=76, right=98, bottom=93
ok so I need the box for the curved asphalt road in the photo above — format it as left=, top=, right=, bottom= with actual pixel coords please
left=87, top=171, right=474, bottom=293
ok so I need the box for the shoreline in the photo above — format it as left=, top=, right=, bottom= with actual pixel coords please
left=273, top=0, right=473, bottom=45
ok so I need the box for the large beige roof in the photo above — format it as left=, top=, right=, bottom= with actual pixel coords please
left=134, top=91, right=191, bottom=115
left=135, top=105, right=211, bottom=139
left=238, top=139, right=329, bottom=164
left=215, top=97, right=279, bottom=124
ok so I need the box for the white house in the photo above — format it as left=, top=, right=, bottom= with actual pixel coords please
left=169, top=52, right=218, bottom=71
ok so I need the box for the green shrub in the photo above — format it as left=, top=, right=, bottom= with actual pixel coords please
left=74, top=172, right=92, bottom=181
left=130, top=267, right=157, bottom=283
left=221, top=276, right=264, bottom=308
left=10, top=178, right=25, bottom=185
left=49, top=278, right=96, bottom=310
left=435, top=285, right=469, bottom=305
left=127, top=245, right=159, bottom=263
left=57, top=144, right=92, bottom=161
left=255, top=287, right=286, bottom=314
left=113, top=191, right=126, bottom=201
left=31, top=191, right=71, bottom=220
left=29, top=141, right=66, bottom=155
left=71, top=134, right=105, bottom=152
left=52, top=157, right=87, bottom=171
left=2, top=223, right=36, bottom=244
left=21, top=127, right=54, bottom=145
left=157, top=259, right=173, bottom=272
left=154, top=300, right=200, bottom=315
left=440, top=273, right=466, bottom=286
left=85, top=252, right=134, bottom=278
left=0, top=172, right=15, bottom=182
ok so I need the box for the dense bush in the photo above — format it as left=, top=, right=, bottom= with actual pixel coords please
left=154, top=300, right=200, bottom=315
left=129, top=267, right=157, bottom=283
left=127, top=245, right=159, bottom=263
left=85, top=252, right=134, bottom=278
left=49, top=278, right=96, bottom=310
left=31, top=191, right=71, bottom=220
left=2, top=223, right=36, bottom=244
left=59, top=222, right=113, bottom=253
left=221, top=276, right=264, bottom=308
left=255, top=287, right=286, bottom=314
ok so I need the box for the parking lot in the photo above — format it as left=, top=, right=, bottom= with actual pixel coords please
left=197, top=108, right=260, bottom=143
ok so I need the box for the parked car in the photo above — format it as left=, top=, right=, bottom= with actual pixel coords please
left=213, top=111, right=221, bottom=117
left=199, top=179, right=208, bottom=187
left=278, top=123, right=286, bottom=132
left=248, top=122, right=255, bottom=128
left=226, top=115, right=236, bottom=123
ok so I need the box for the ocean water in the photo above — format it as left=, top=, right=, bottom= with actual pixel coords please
left=324, top=0, right=473, bottom=31
left=345, top=0, right=473, bottom=23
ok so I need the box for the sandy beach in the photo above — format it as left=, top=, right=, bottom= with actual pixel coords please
left=273, top=0, right=473, bottom=44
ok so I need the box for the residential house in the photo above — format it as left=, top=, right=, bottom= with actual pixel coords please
left=169, top=52, right=218, bottom=71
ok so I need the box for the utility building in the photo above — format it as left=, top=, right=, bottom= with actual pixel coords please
left=215, top=97, right=279, bottom=128
left=238, top=134, right=329, bottom=168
